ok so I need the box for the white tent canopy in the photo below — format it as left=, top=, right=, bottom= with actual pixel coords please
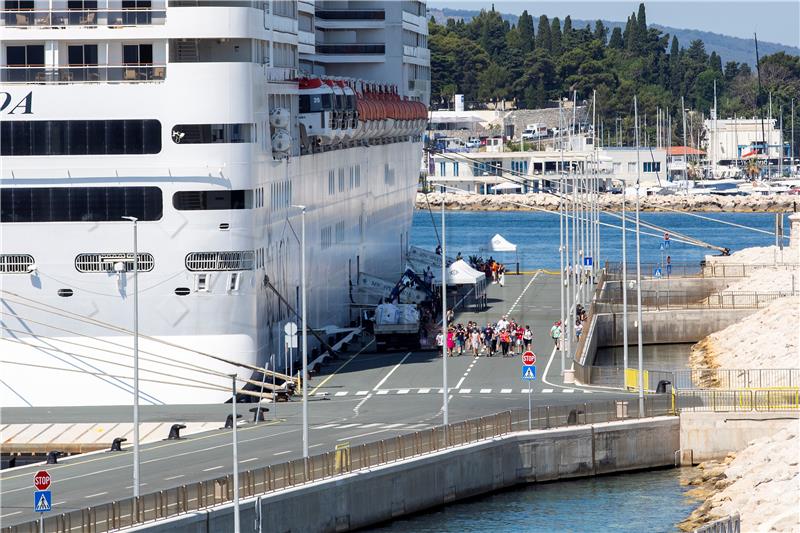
left=486, top=234, right=517, bottom=252
left=447, top=259, right=485, bottom=285
left=490, top=181, right=523, bottom=192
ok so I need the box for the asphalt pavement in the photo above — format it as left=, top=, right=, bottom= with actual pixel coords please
left=0, top=272, right=638, bottom=527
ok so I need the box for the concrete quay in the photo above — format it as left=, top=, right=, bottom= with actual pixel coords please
left=132, top=417, right=679, bottom=533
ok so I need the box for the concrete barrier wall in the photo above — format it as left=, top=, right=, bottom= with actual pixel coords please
left=679, top=412, right=800, bottom=464
left=595, top=309, right=756, bottom=347
left=135, top=417, right=679, bottom=533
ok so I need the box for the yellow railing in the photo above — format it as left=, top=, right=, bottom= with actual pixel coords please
left=674, top=388, right=800, bottom=412
left=624, top=368, right=649, bottom=391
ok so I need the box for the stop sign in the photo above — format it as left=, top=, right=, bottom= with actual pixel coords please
left=34, top=470, right=51, bottom=491
left=522, top=351, right=536, bottom=365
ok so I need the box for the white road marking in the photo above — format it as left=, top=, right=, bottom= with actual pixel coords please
left=376, top=390, right=389, bottom=395
left=521, top=388, right=532, bottom=393
left=309, top=443, right=326, bottom=449
left=397, top=389, right=410, bottom=394
left=373, top=352, right=412, bottom=390
left=542, top=388, right=554, bottom=393
left=1, top=512, right=22, bottom=518
left=507, top=270, right=540, bottom=315
left=163, top=474, right=184, bottom=481
left=454, top=377, right=465, bottom=389
left=312, top=423, right=337, bottom=429
left=583, top=390, right=593, bottom=394
left=500, top=388, right=512, bottom=393
left=336, top=423, right=360, bottom=429
left=359, top=423, right=382, bottom=428
left=239, top=457, right=260, bottom=463
left=353, top=393, right=373, bottom=414
left=417, top=388, right=430, bottom=394
left=355, top=390, right=369, bottom=396
left=273, top=450, right=292, bottom=456
left=459, top=388, right=472, bottom=394
left=334, top=391, right=349, bottom=397
left=202, top=466, right=224, bottom=472
left=405, top=423, right=429, bottom=429
left=480, top=388, right=492, bottom=393
left=383, top=423, right=405, bottom=428
left=53, top=501, right=66, bottom=506
left=563, top=389, right=575, bottom=393
left=84, top=491, right=108, bottom=499
left=125, top=483, right=147, bottom=489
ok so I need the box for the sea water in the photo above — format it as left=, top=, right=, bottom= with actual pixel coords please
left=410, top=210, right=788, bottom=271
left=365, top=467, right=698, bottom=533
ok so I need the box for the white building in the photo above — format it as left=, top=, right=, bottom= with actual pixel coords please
left=426, top=146, right=667, bottom=193
left=704, top=117, right=784, bottom=163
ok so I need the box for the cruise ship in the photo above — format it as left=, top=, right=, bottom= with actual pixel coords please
left=0, top=0, right=431, bottom=407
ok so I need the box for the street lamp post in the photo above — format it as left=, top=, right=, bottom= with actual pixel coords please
left=634, top=96, right=645, bottom=417
left=230, top=374, right=240, bottom=533
left=440, top=186, right=449, bottom=430
left=294, top=205, right=309, bottom=458
left=121, top=216, right=140, bottom=500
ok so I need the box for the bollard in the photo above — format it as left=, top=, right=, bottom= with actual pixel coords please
left=168, top=424, right=187, bottom=439
left=223, top=415, right=241, bottom=430
left=110, top=437, right=127, bottom=452
left=249, top=407, right=269, bottom=422
left=46, top=451, right=61, bottom=464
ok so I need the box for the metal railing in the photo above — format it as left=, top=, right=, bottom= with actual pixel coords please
left=675, top=388, right=800, bottom=412
left=693, top=514, right=741, bottom=533
left=0, top=65, right=167, bottom=84
left=605, top=261, right=798, bottom=280
left=588, top=367, right=800, bottom=391
left=1, top=8, right=166, bottom=27
left=596, top=290, right=792, bottom=311
left=2, top=398, right=674, bottom=533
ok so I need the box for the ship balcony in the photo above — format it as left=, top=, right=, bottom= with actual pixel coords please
left=1, top=5, right=166, bottom=28
left=314, top=9, right=385, bottom=30
left=0, top=64, right=166, bottom=83
left=312, top=43, right=385, bottom=63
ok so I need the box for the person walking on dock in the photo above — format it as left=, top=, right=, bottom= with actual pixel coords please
left=550, top=321, right=562, bottom=350
left=575, top=319, right=583, bottom=341
left=499, top=329, right=511, bottom=357
left=470, top=327, right=480, bottom=357
left=523, top=325, right=533, bottom=351
left=435, top=330, right=444, bottom=357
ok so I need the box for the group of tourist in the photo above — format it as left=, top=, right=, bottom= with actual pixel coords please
left=434, top=315, right=533, bottom=358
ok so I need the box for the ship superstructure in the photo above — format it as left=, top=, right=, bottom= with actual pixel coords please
left=0, top=0, right=430, bottom=406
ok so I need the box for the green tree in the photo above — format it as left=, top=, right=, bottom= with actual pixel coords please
left=594, top=20, right=608, bottom=44
left=636, top=3, right=648, bottom=52
left=551, top=17, right=563, bottom=55
left=536, top=15, right=551, bottom=52
left=623, top=14, right=637, bottom=53
left=517, top=9, right=535, bottom=54
left=608, top=26, right=623, bottom=49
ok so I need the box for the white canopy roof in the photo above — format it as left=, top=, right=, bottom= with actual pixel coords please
left=485, top=234, right=517, bottom=252
left=490, top=181, right=523, bottom=191
left=447, top=259, right=485, bottom=285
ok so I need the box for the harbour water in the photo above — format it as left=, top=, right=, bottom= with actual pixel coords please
left=365, top=467, right=698, bottom=533
left=410, top=210, right=787, bottom=270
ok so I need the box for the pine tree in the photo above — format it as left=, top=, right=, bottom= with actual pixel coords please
left=550, top=17, right=562, bottom=55
left=536, top=15, right=551, bottom=52
left=563, top=15, right=573, bottom=48
left=623, top=14, right=637, bottom=52
left=709, top=51, right=723, bottom=73
left=594, top=20, right=608, bottom=44
left=608, top=26, right=623, bottom=49
left=636, top=3, right=648, bottom=51
left=517, top=10, right=535, bottom=54
left=669, top=36, right=682, bottom=94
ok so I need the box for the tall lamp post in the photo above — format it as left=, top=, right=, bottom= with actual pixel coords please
left=440, top=185, right=449, bottom=429
left=634, top=97, right=645, bottom=417
left=291, top=205, right=309, bottom=458
left=121, top=216, right=140, bottom=500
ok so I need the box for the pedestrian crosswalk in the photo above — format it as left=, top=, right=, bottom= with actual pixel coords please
left=312, top=387, right=593, bottom=397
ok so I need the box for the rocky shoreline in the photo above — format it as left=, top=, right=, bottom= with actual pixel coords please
left=416, top=192, right=799, bottom=212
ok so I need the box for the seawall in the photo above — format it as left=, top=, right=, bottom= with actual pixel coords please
left=133, top=417, right=679, bottom=533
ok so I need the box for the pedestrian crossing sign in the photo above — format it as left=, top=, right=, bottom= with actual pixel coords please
left=521, top=365, right=536, bottom=380
left=34, top=490, right=52, bottom=512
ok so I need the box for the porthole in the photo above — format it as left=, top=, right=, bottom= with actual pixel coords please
left=174, top=287, right=190, bottom=296
left=57, top=288, right=74, bottom=297
left=219, top=223, right=230, bottom=230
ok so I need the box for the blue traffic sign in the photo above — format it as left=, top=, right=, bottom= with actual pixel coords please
left=583, top=257, right=593, bottom=266
left=522, top=365, right=537, bottom=380
left=34, top=490, right=51, bottom=513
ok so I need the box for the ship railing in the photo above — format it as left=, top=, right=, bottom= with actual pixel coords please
left=1, top=398, right=675, bottom=533
left=0, top=7, right=166, bottom=27
left=0, top=64, right=167, bottom=84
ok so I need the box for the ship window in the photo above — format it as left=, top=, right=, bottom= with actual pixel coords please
left=0, top=119, right=161, bottom=156
left=75, top=253, right=154, bottom=273
left=196, top=273, right=209, bottom=291
left=228, top=272, right=240, bottom=292
left=186, top=251, right=254, bottom=271
left=0, top=254, right=35, bottom=274
left=123, top=44, right=153, bottom=65
left=172, top=190, right=253, bottom=210
left=0, top=186, right=163, bottom=222
left=171, top=123, right=254, bottom=144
